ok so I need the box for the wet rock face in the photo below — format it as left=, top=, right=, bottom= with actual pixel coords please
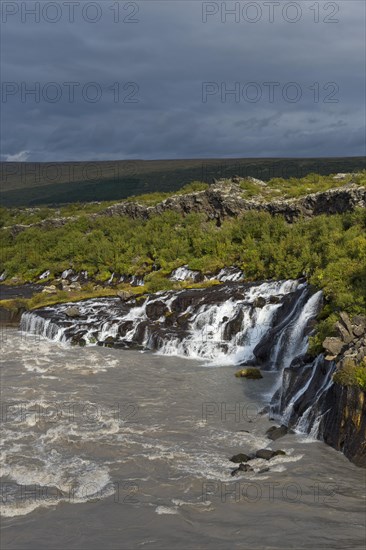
left=322, top=384, right=366, bottom=467
left=145, top=300, right=169, bottom=321
left=272, top=312, right=366, bottom=468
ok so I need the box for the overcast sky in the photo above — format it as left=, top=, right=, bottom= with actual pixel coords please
left=1, top=0, right=365, bottom=161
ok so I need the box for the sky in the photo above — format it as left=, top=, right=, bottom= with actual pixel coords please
left=1, top=0, right=365, bottom=161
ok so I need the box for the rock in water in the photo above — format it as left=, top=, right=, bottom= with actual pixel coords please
left=230, top=453, right=251, bottom=463
left=235, top=368, right=263, bottom=379
left=253, top=296, right=266, bottom=308
left=255, top=449, right=286, bottom=460
left=266, top=425, right=288, bottom=441
left=231, top=463, right=253, bottom=476
left=65, top=306, right=81, bottom=318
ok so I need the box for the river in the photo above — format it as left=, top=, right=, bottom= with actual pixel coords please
left=1, top=327, right=365, bottom=549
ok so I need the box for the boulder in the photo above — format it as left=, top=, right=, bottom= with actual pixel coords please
left=339, top=312, right=354, bottom=336
left=255, top=449, right=276, bottom=460
left=69, top=282, right=82, bottom=291
left=352, top=315, right=366, bottom=329
left=322, top=337, right=344, bottom=356
left=117, top=290, right=133, bottom=302
left=235, top=368, right=263, bottom=379
left=266, top=425, right=288, bottom=441
left=65, top=306, right=81, bottom=318
left=353, top=325, right=365, bottom=338
left=334, top=321, right=353, bottom=344
left=255, top=449, right=286, bottom=460
left=253, top=296, right=266, bottom=308
left=230, top=453, right=251, bottom=464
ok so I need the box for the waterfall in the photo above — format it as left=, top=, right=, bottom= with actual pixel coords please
left=19, top=279, right=321, bottom=370
left=20, top=311, right=66, bottom=342
left=18, top=279, right=363, bottom=463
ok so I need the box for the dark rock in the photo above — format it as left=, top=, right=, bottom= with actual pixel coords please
left=253, top=296, right=266, bottom=308
left=176, top=313, right=190, bottom=330
left=266, top=425, right=288, bottom=440
left=230, top=453, right=250, bottom=463
left=223, top=310, right=244, bottom=341
left=99, top=336, right=116, bottom=348
left=118, top=320, right=134, bottom=337
left=0, top=306, right=26, bottom=326
left=70, top=331, right=87, bottom=346
left=269, top=295, right=281, bottom=304
left=145, top=300, right=169, bottom=321
left=273, top=450, right=286, bottom=456
left=255, top=449, right=277, bottom=460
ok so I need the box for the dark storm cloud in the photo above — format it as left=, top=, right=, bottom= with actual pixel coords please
left=1, top=0, right=365, bottom=161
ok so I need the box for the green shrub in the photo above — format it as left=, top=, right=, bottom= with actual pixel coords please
left=333, top=358, right=366, bottom=391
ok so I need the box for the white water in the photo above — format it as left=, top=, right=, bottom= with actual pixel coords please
left=1, top=328, right=365, bottom=550
left=19, top=280, right=333, bottom=448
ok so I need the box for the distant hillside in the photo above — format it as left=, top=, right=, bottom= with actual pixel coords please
left=1, top=157, right=365, bottom=207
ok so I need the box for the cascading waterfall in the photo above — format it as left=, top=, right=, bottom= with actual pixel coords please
left=19, top=280, right=318, bottom=363
left=20, top=311, right=66, bottom=343
left=19, top=278, right=334, bottom=443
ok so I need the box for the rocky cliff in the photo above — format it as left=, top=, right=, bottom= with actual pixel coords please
left=8, top=179, right=366, bottom=235
left=272, top=312, right=366, bottom=467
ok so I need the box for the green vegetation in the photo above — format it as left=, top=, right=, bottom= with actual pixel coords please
left=2, top=172, right=365, bottom=228
left=333, top=358, right=366, bottom=391
left=1, top=173, right=365, bottom=363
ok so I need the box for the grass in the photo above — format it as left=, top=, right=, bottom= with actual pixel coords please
left=333, top=358, right=366, bottom=391
left=2, top=171, right=365, bottom=228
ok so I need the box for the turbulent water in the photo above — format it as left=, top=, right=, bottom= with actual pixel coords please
left=1, top=280, right=366, bottom=549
